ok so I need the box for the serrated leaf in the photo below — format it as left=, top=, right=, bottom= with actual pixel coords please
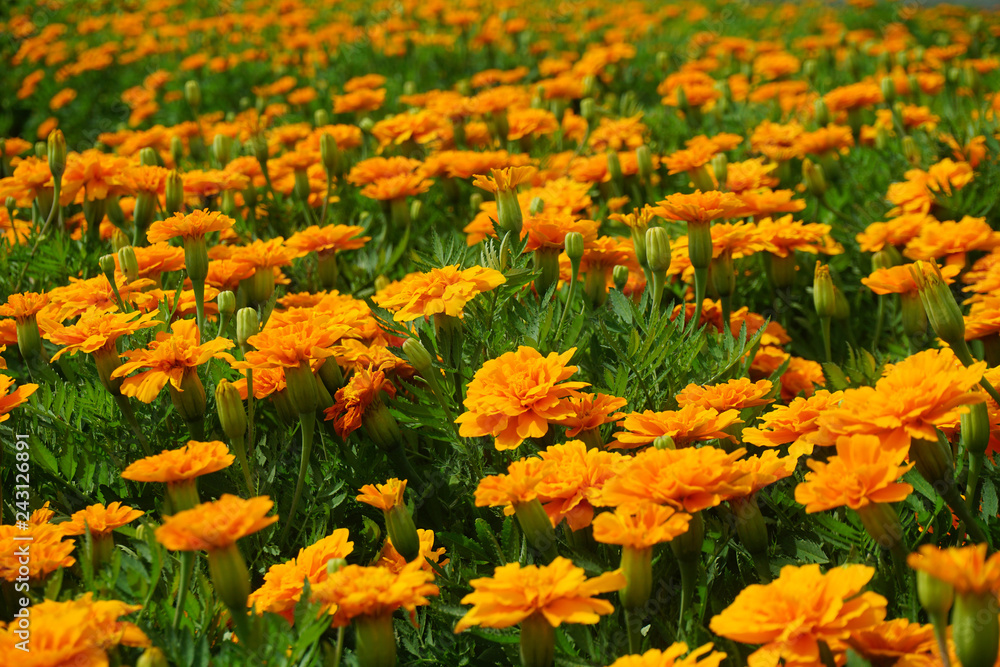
left=793, top=539, right=829, bottom=564
left=822, top=362, right=851, bottom=391
left=608, top=289, right=632, bottom=325
left=982, top=476, right=998, bottom=520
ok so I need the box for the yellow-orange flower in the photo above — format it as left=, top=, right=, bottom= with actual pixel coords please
left=742, top=390, right=844, bottom=457
left=535, top=440, right=625, bottom=530
left=357, top=478, right=407, bottom=512
left=61, top=501, right=144, bottom=537
left=592, top=504, right=692, bottom=549
left=862, top=262, right=960, bottom=296
left=605, top=643, right=727, bottom=667
left=147, top=208, right=235, bottom=243
left=0, top=521, right=75, bottom=582
left=653, top=190, right=747, bottom=225
left=324, top=365, right=397, bottom=439
left=311, top=559, right=439, bottom=627
left=794, top=435, right=913, bottom=512
left=0, top=291, right=49, bottom=324
left=907, top=543, right=1000, bottom=595
left=456, top=347, right=589, bottom=450
left=0, top=374, right=38, bottom=422
left=613, top=404, right=742, bottom=449
left=472, top=166, right=537, bottom=193
left=377, top=528, right=449, bottom=575
left=45, top=310, right=160, bottom=361
left=285, top=224, right=370, bottom=258
left=556, top=392, right=628, bottom=437
left=155, top=494, right=277, bottom=551
left=454, top=557, right=625, bottom=632
left=121, top=440, right=234, bottom=484
left=847, top=619, right=937, bottom=666
left=373, top=265, right=506, bottom=322
left=475, top=458, right=548, bottom=514
left=676, top=378, right=773, bottom=412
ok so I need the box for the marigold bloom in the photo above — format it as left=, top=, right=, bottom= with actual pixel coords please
left=148, top=208, right=235, bottom=243
left=904, top=216, right=1000, bottom=263
left=818, top=348, right=985, bottom=449
left=111, top=319, right=235, bottom=403
left=285, top=224, right=370, bottom=258
left=907, top=543, right=1000, bottom=595
left=475, top=458, right=548, bottom=514
left=755, top=216, right=835, bottom=257
left=373, top=265, right=506, bottom=322
left=0, top=374, right=38, bottom=422
left=472, top=166, right=537, bottom=194
left=248, top=529, right=355, bottom=622
left=325, top=365, right=397, bottom=439
left=61, top=501, right=144, bottom=537
left=613, top=404, right=742, bottom=449
left=377, top=528, right=448, bottom=575
left=457, top=347, right=589, bottom=450
left=862, top=262, right=960, bottom=296
left=0, top=521, right=75, bottom=581
left=600, top=446, right=751, bottom=513
left=121, top=440, right=234, bottom=483
left=605, top=643, right=727, bottom=667
left=454, top=557, right=625, bottom=632
left=238, top=319, right=353, bottom=369
left=0, top=594, right=149, bottom=664
left=311, top=559, right=439, bottom=627
left=556, top=393, right=628, bottom=437
left=794, top=435, right=913, bottom=513
left=848, top=619, right=937, bottom=665
left=155, top=494, right=277, bottom=551
left=653, top=190, right=747, bottom=225
left=709, top=564, right=887, bottom=667
left=0, top=291, right=49, bottom=323
left=676, top=378, right=773, bottom=412
left=357, top=478, right=407, bottom=512
left=45, top=310, right=160, bottom=361
left=592, top=504, right=692, bottom=549
left=535, top=440, right=625, bottom=530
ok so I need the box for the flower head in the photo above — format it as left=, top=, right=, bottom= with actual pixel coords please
left=46, top=310, right=160, bottom=361
left=742, top=390, right=844, bottom=457
left=61, top=501, right=144, bottom=537
left=653, top=190, right=747, bottom=226
left=311, top=559, right=439, bottom=627
left=592, top=504, right=692, bottom=550
left=605, top=643, right=727, bottom=667
left=373, top=265, right=506, bottom=322
left=556, top=392, right=628, bottom=437
left=676, top=378, right=773, bottom=412
left=147, top=208, right=235, bottom=243
left=121, top=440, right=234, bottom=484
left=0, top=521, right=75, bottom=582
left=613, top=404, right=742, bottom=449
left=536, top=440, right=625, bottom=530
left=454, top=557, right=625, bottom=632
left=324, top=365, right=397, bottom=439
left=357, top=478, right=407, bottom=512
left=0, top=374, right=38, bottom=422
left=155, top=494, right=278, bottom=551
left=285, top=224, right=370, bottom=257
left=907, top=544, right=1000, bottom=595
left=472, top=166, right=537, bottom=193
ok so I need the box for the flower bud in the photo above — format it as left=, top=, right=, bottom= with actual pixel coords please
left=252, top=133, right=269, bottom=165
left=161, top=170, right=183, bottom=217
left=619, top=546, right=653, bottom=610
left=953, top=591, right=999, bottom=667
left=690, top=164, right=716, bottom=192
left=688, top=221, right=713, bottom=271
left=802, top=59, right=817, bottom=82
left=580, top=98, right=596, bottom=122
left=612, top=265, right=629, bottom=291
left=653, top=435, right=675, bottom=450
left=139, top=147, right=159, bottom=167
left=117, top=245, right=139, bottom=283
left=215, top=379, right=248, bottom=444
left=768, top=253, right=796, bottom=289
left=207, top=542, right=251, bottom=612
left=875, top=126, right=891, bottom=151
left=962, top=400, right=991, bottom=457
left=813, top=98, right=829, bottom=126
left=47, top=129, right=66, bottom=179
left=711, top=251, right=735, bottom=298
left=34, top=141, right=45, bottom=159
left=469, top=192, right=483, bottom=211
left=903, top=136, right=921, bottom=167
left=184, top=80, right=201, bottom=111
left=916, top=570, right=954, bottom=618
left=410, top=198, right=422, bottom=223
left=212, top=134, right=232, bottom=167
left=856, top=501, right=904, bottom=552
left=606, top=149, right=623, bottom=186
left=711, top=153, right=728, bottom=186
left=15, top=315, right=42, bottom=361
left=513, top=498, right=557, bottom=562
left=529, top=196, right=544, bottom=215
left=169, top=368, right=207, bottom=426
left=900, top=292, right=927, bottom=337
left=813, top=262, right=836, bottom=318
left=871, top=248, right=898, bottom=271
left=909, top=437, right=954, bottom=492
left=386, top=503, right=420, bottom=562
left=880, top=76, right=896, bottom=104
left=496, top=189, right=524, bottom=236
left=99, top=254, right=117, bottom=284
left=83, top=198, right=107, bottom=235
left=107, top=197, right=126, bottom=231
left=320, top=133, right=340, bottom=176
left=285, top=362, right=318, bottom=415
left=636, top=145, right=653, bottom=183
left=183, top=235, right=209, bottom=285
left=802, top=158, right=827, bottom=196
left=564, top=231, right=584, bottom=266
left=293, top=169, right=311, bottom=202
left=314, top=109, right=329, bottom=127
left=581, top=75, right=597, bottom=98
left=170, top=135, right=184, bottom=165
left=910, top=261, right=965, bottom=349
left=358, top=117, right=375, bottom=133
left=236, top=307, right=259, bottom=349
left=832, top=286, right=850, bottom=320
left=355, top=612, right=399, bottom=667
left=137, top=648, right=169, bottom=667
left=402, top=337, right=433, bottom=376
left=733, top=495, right=768, bottom=556
left=645, top=227, right=671, bottom=274
left=217, top=291, right=236, bottom=319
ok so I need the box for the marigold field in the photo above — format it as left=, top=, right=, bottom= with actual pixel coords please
left=5, top=0, right=1000, bottom=665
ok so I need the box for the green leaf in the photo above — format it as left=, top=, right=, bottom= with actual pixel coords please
left=607, top=289, right=632, bottom=326
left=793, top=539, right=829, bottom=564
left=982, top=476, right=998, bottom=521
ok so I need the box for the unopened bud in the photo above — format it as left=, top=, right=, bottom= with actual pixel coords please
left=314, top=109, right=329, bottom=127
left=320, top=133, right=339, bottom=176
left=236, top=307, right=259, bottom=348
left=402, top=337, right=433, bottom=376
left=802, top=158, right=827, bottom=197
left=47, top=130, right=66, bottom=179
left=636, top=145, right=653, bottom=183
left=215, top=379, right=248, bottom=443
left=212, top=134, right=232, bottom=166
left=612, top=265, right=629, bottom=291
left=184, top=80, right=201, bottom=110
left=880, top=76, right=896, bottom=105
left=165, top=170, right=184, bottom=215
left=170, top=135, right=184, bottom=165
left=653, top=435, right=675, bottom=450
left=645, top=227, right=671, bottom=273
left=217, top=290, right=236, bottom=318
left=139, top=147, right=159, bottom=167
left=117, top=246, right=138, bottom=282
left=903, top=136, right=921, bottom=167
left=580, top=98, right=596, bottom=122
left=529, top=196, right=544, bottom=215
left=813, top=262, right=836, bottom=318
left=137, top=647, right=169, bottom=667
left=813, top=98, right=829, bottom=126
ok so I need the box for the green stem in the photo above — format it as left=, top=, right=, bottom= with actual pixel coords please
left=231, top=433, right=253, bottom=493
left=677, top=557, right=699, bottom=628
left=114, top=394, right=152, bottom=456
left=954, top=340, right=1000, bottom=405
left=14, top=180, right=60, bottom=292
left=246, top=369, right=256, bottom=460
left=192, top=279, right=206, bottom=338
left=691, top=265, right=708, bottom=332
left=556, top=264, right=580, bottom=335
left=281, top=411, right=316, bottom=545
left=320, top=174, right=333, bottom=227
left=818, top=640, right=838, bottom=667
left=821, top=316, right=832, bottom=363
left=942, top=484, right=989, bottom=544
left=624, top=608, right=642, bottom=654
left=172, top=551, right=195, bottom=629
left=751, top=553, right=772, bottom=583
left=930, top=612, right=953, bottom=667
left=872, top=295, right=885, bottom=350
left=720, top=294, right=732, bottom=339
left=967, top=453, right=985, bottom=512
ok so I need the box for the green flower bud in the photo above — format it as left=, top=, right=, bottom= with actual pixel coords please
left=34, top=141, right=45, bottom=159
left=15, top=316, right=42, bottom=361
left=529, top=196, right=545, bottom=215
left=910, top=261, right=965, bottom=349
left=856, top=501, right=904, bottom=552
left=184, top=80, right=201, bottom=110
left=733, top=495, right=768, bottom=556
left=813, top=98, right=829, bottom=126
left=133, top=192, right=157, bottom=237
left=690, top=164, right=716, bottom=192
left=314, top=108, right=329, bottom=127
left=139, top=147, right=159, bottom=167
left=99, top=254, right=117, bottom=283
left=645, top=227, right=671, bottom=274
left=170, top=135, right=184, bottom=165
left=564, top=231, right=585, bottom=265
left=688, top=221, right=713, bottom=270
left=880, top=76, right=896, bottom=104
left=900, top=292, right=927, bottom=337
left=358, top=117, right=375, bottom=133
left=636, top=144, right=653, bottom=183
left=875, top=126, right=891, bottom=151
left=513, top=498, right=557, bottom=562
left=285, top=362, right=318, bottom=415
left=293, top=169, right=311, bottom=202
left=217, top=290, right=236, bottom=318
left=137, top=648, right=169, bottom=667
left=581, top=75, right=597, bottom=98
left=496, top=189, right=524, bottom=236
left=606, top=150, right=623, bottom=186
left=252, top=133, right=269, bottom=164
left=803, top=59, right=818, bottom=82
left=813, top=262, right=836, bottom=318
left=215, top=379, right=248, bottom=444
left=962, top=400, right=991, bottom=457
left=386, top=503, right=420, bottom=562
left=236, top=307, right=259, bottom=349
left=410, top=198, right=422, bottom=223
left=117, top=245, right=139, bottom=282
left=903, top=136, right=921, bottom=167
left=802, top=158, right=827, bottom=196
left=612, top=265, right=629, bottom=291
left=872, top=248, right=898, bottom=271
left=355, top=612, right=398, bottom=667
left=212, top=134, right=232, bottom=167
left=711, top=250, right=735, bottom=298
left=832, top=286, right=850, bottom=320
left=619, top=545, right=653, bottom=610
left=402, top=337, right=433, bottom=376
left=954, top=591, right=999, bottom=667
left=164, top=170, right=184, bottom=216
left=169, top=368, right=207, bottom=425
left=107, top=196, right=126, bottom=230
left=653, top=434, right=675, bottom=450
left=320, top=133, right=339, bottom=176
left=402, top=80, right=417, bottom=96
left=469, top=192, right=483, bottom=212
left=207, top=542, right=250, bottom=612
left=47, top=130, right=67, bottom=179
left=711, top=153, right=728, bottom=187
left=909, top=437, right=954, bottom=492
left=580, top=98, right=596, bottom=122
left=655, top=51, right=669, bottom=70
left=916, top=570, right=954, bottom=618
left=769, top=253, right=797, bottom=289
left=183, top=235, right=209, bottom=285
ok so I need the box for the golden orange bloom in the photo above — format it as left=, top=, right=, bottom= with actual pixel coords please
left=600, top=446, right=751, bottom=513
left=613, top=404, right=742, bottom=449
left=823, top=82, right=883, bottom=113
left=847, top=619, right=936, bottom=666
left=377, top=528, right=448, bottom=575
left=472, top=166, right=538, bottom=193
left=676, top=378, right=773, bottom=412
left=45, top=310, right=160, bottom=361
left=556, top=392, right=628, bottom=437
left=454, top=557, right=625, bottom=632
left=0, top=521, right=75, bottom=581
left=794, top=435, right=913, bottom=512
left=862, top=262, right=960, bottom=296
left=285, top=224, right=370, bottom=258
left=0, top=291, right=49, bottom=324
left=735, top=188, right=806, bottom=219
left=324, top=365, right=396, bottom=439
left=347, top=157, right=424, bottom=186
left=155, top=494, right=277, bottom=551
left=755, top=216, right=835, bottom=257
left=592, top=504, right=692, bottom=549
left=357, top=478, right=407, bottom=512
left=0, top=594, right=149, bottom=664
left=536, top=440, right=626, bottom=530
left=456, top=347, right=589, bottom=450
left=111, top=319, right=235, bottom=403
left=604, top=643, right=727, bottom=667
left=709, top=564, right=886, bottom=667
left=522, top=211, right=599, bottom=252
left=0, top=374, right=38, bottom=422
left=373, top=265, right=506, bottom=322
left=238, top=319, right=354, bottom=370
left=653, top=190, right=747, bottom=225
left=121, top=440, right=234, bottom=484
left=148, top=208, right=235, bottom=243
left=475, top=458, right=548, bottom=514
left=248, top=529, right=354, bottom=622
left=855, top=214, right=931, bottom=253
left=818, top=348, right=985, bottom=449
left=904, top=216, right=1000, bottom=263
left=61, top=501, right=144, bottom=537
left=742, top=390, right=845, bottom=457
left=726, top=158, right=780, bottom=193
left=311, top=559, right=439, bottom=627
left=907, top=544, right=1000, bottom=595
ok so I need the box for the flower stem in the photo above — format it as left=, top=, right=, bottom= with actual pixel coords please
left=246, top=369, right=256, bottom=461
left=942, top=483, right=989, bottom=543
left=114, top=394, right=152, bottom=456
left=624, top=608, right=642, bottom=654
left=872, top=295, right=885, bottom=350
left=231, top=433, right=253, bottom=493
left=691, top=266, right=708, bottom=332
left=192, top=279, right=206, bottom=338
left=281, top=410, right=315, bottom=545
left=172, top=551, right=195, bottom=629
left=967, top=453, right=985, bottom=512
left=821, top=316, right=832, bottom=362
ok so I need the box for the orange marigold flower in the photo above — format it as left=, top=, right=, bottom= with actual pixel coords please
left=454, top=557, right=625, bottom=632
left=121, top=439, right=234, bottom=484
left=742, top=390, right=845, bottom=457
left=557, top=392, right=628, bottom=437
left=357, top=478, right=407, bottom=512
left=155, top=494, right=277, bottom=551
left=475, top=457, right=548, bottom=514
left=45, top=310, right=160, bottom=361
left=324, top=365, right=396, bottom=439
left=360, top=172, right=433, bottom=201
left=238, top=319, right=354, bottom=369
left=592, top=504, right=692, bottom=549
left=755, top=216, right=835, bottom=257
left=112, top=164, right=169, bottom=196
left=794, top=435, right=913, bottom=513
left=522, top=211, right=600, bottom=252
left=377, top=528, right=448, bottom=575
left=311, top=559, right=439, bottom=627
left=653, top=190, right=747, bottom=225
left=731, top=450, right=797, bottom=495
left=285, top=224, right=370, bottom=258
left=536, top=440, right=626, bottom=530
left=147, top=208, right=235, bottom=243
left=0, top=373, right=38, bottom=422
left=0, top=521, right=75, bottom=581
left=61, top=501, right=144, bottom=537
left=735, top=188, right=806, bottom=219
left=0, top=291, right=49, bottom=324
left=823, top=81, right=883, bottom=113
left=347, top=157, right=424, bottom=186
left=818, top=348, right=985, bottom=449
left=456, top=347, right=589, bottom=451
left=726, top=158, right=780, bottom=193
left=248, top=529, right=354, bottom=622
left=907, top=543, right=1000, bottom=595
left=604, top=643, right=727, bottom=667
left=612, top=404, right=742, bottom=450
left=676, top=378, right=773, bottom=412
left=373, top=265, right=506, bottom=322
left=709, top=564, right=887, bottom=667
left=903, top=216, right=1000, bottom=263
left=111, top=319, right=235, bottom=403
left=600, top=446, right=751, bottom=513
left=472, top=166, right=538, bottom=194
left=848, top=619, right=936, bottom=666
left=862, top=261, right=960, bottom=296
